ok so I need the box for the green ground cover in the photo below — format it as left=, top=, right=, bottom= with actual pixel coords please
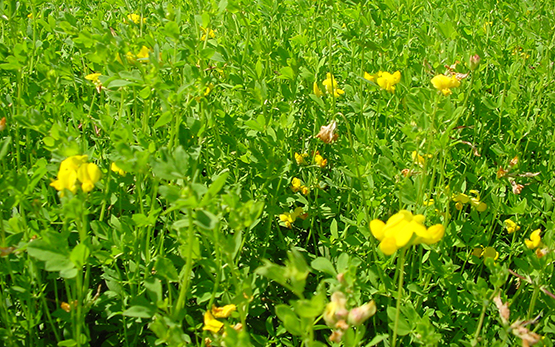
left=1, top=0, right=554, bottom=345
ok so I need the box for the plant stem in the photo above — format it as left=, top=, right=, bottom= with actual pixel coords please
left=391, top=246, right=407, bottom=347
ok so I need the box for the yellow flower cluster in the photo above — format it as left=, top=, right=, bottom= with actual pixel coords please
left=126, top=14, right=143, bottom=24
left=203, top=304, right=236, bottom=333
left=200, top=26, right=216, bottom=41
left=291, top=177, right=309, bottom=195
left=295, top=152, right=308, bottom=165
left=50, top=155, right=101, bottom=196
left=294, top=151, right=328, bottom=168
left=411, top=151, right=432, bottom=168
left=118, top=46, right=151, bottom=64
left=504, top=219, right=520, bottom=234
left=364, top=70, right=401, bottom=93
left=370, top=210, right=444, bottom=255
left=452, top=190, right=487, bottom=212
left=314, top=152, right=327, bottom=168
left=279, top=207, right=307, bottom=229
left=431, top=74, right=461, bottom=96
left=85, top=73, right=103, bottom=93
left=314, top=73, right=345, bottom=97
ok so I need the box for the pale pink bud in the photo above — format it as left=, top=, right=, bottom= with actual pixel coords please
left=470, top=54, right=481, bottom=71
left=347, top=301, right=376, bottom=326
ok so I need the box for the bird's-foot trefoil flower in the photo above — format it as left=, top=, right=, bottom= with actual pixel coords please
left=452, top=190, right=487, bottom=212
left=200, top=26, right=216, bottom=41
left=291, top=177, right=309, bottom=195
left=314, top=73, right=345, bottom=97
left=314, top=152, right=327, bottom=168
left=111, top=162, right=126, bottom=176
left=279, top=207, right=307, bottom=228
left=203, top=304, right=236, bottom=334
left=126, top=14, right=143, bottom=24
left=85, top=73, right=103, bottom=93
left=364, top=71, right=401, bottom=93
left=50, top=155, right=101, bottom=196
left=370, top=210, right=444, bottom=255
left=431, top=74, right=461, bottom=96
left=295, top=152, right=309, bottom=165
left=504, top=219, right=520, bottom=234
left=525, top=229, right=541, bottom=249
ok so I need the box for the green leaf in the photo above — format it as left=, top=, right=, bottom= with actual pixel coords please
left=154, top=257, right=179, bottom=282
left=154, top=111, right=173, bottom=129
left=387, top=306, right=411, bottom=336
left=278, top=66, right=295, bottom=80
left=70, top=243, right=90, bottom=268
left=123, top=305, right=156, bottom=318
left=275, top=305, right=303, bottom=336
left=311, top=257, right=337, bottom=277
left=194, top=209, right=218, bottom=230
left=200, top=171, right=229, bottom=207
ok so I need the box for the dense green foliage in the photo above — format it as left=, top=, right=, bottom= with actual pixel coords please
left=0, top=0, right=554, bottom=346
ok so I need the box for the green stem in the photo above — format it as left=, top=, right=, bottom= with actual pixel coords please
left=173, top=208, right=196, bottom=320
left=471, top=289, right=497, bottom=347
left=391, top=247, right=407, bottom=347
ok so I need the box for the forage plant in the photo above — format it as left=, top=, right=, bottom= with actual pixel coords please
left=0, top=0, right=554, bottom=346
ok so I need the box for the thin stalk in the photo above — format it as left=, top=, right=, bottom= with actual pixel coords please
left=173, top=208, right=196, bottom=320
left=391, top=246, right=407, bottom=347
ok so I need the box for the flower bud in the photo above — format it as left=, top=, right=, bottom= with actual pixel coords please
left=347, top=301, right=376, bottom=326
left=470, top=54, right=481, bottom=71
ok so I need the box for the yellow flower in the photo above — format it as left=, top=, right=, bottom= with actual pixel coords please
left=85, top=73, right=101, bottom=83
left=418, top=224, right=445, bottom=245
left=431, top=74, right=461, bottom=96
left=279, top=207, right=306, bottom=228
left=279, top=212, right=295, bottom=228
left=453, top=191, right=486, bottom=212
left=314, top=153, right=327, bottom=168
left=315, top=121, right=338, bottom=144
left=504, top=219, right=520, bottom=234
left=211, top=304, right=236, bottom=319
left=376, top=71, right=401, bottom=93
left=348, top=301, right=376, bottom=326
left=470, top=198, right=487, bottom=212
left=315, top=73, right=344, bottom=97
left=85, top=73, right=103, bottom=93
left=295, top=152, right=308, bottom=165
left=203, top=310, right=224, bottom=333
left=136, top=46, right=150, bottom=61
left=313, top=82, right=324, bottom=97
left=291, top=177, right=302, bottom=192
left=50, top=155, right=100, bottom=196
left=525, top=229, right=541, bottom=249
left=453, top=193, right=470, bottom=204
left=482, top=246, right=499, bottom=260
left=77, top=163, right=101, bottom=193
left=363, top=72, right=375, bottom=81
left=468, top=190, right=487, bottom=212
left=111, top=162, right=126, bottom=176
left=370, top=210, right=443, bottom=255
left=127, top=14, right=142, bottom=24
left=411, top=151, right=432, bottom=167
left=204, top=83, right=214, bottom=96
left=200, top=27, right=216, bottom=41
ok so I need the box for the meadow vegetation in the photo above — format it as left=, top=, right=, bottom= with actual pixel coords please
left=0, top=0, right=554, bottom=346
